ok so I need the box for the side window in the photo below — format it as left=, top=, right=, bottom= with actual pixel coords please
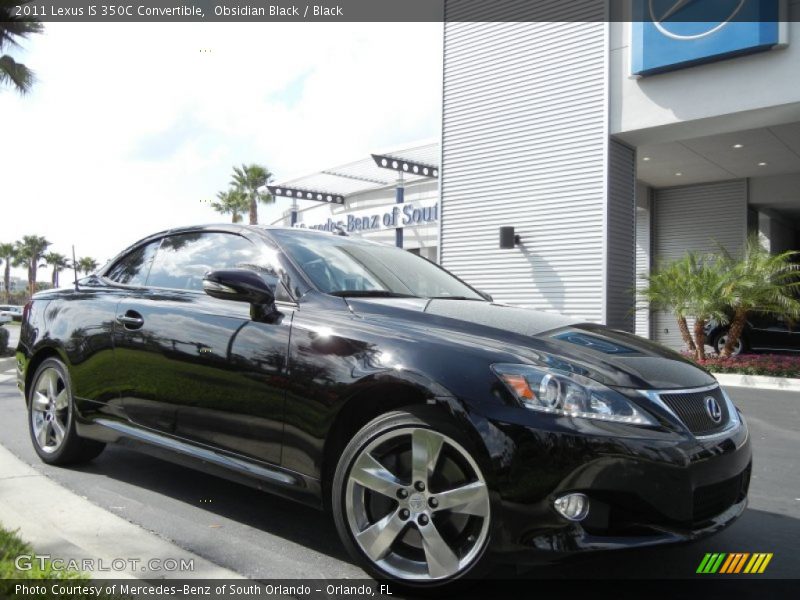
left=105, top=241, right=159, bottom=286
left=146, top=232, right=255, bottom=291
left=145, top=232, right=293, bottom=300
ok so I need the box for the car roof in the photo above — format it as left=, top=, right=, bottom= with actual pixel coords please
left=100, top=223, right=358, bottom=276
left=126, top=223, right=367, bottom=248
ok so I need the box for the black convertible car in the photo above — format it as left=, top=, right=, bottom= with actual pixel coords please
left=16, top=225, right=751, bottom=586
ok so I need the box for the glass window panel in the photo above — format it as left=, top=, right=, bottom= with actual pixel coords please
left=106, top=241, right=159, bottom=286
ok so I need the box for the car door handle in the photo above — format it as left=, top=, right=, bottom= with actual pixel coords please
left=117, top=311, right=144, bottom=330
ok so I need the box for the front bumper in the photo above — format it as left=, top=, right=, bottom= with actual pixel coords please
left=474, top=403, right=752, bottom=560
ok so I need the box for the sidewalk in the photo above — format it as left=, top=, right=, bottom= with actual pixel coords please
left=0, top=443, right=244, bottom=580
left=715, top=372, right=800, bottom=392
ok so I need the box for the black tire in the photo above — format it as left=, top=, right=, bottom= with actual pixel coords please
left=27, top=357, right=105, bottom=465
left=713, top=331, right=746, bottom=356
left=332, top=408, right=494, bottom=589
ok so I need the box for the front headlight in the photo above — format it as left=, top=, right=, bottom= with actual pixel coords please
left=492, top=363, right=656, bottom=426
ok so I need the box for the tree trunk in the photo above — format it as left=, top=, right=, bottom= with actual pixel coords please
left=721, top=308, right=748, bottom=358
left=693, top=319, right=707, bottom=361
left=249, top=194, right=258, bottom=225
left=3, top=262, right=9, bottom=303
left=677, top=316, right=696, bottom=353
left=52, top=268, right=58, bottom=288
left=28, top=263, right=35, bottom=298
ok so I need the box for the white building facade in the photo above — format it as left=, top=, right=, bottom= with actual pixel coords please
left=274, top=1, right=800, bottom=348
left=439, top=0, right=800, bottom=347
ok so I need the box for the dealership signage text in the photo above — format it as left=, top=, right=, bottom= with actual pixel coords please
left=297, top=201, right=439, bottom=234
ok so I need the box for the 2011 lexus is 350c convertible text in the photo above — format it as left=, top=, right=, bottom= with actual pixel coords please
left=16, top=225, right=751, bottom=586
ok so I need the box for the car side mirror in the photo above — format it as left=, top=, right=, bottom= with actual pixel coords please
left=203, top=269, right=277, bottom=306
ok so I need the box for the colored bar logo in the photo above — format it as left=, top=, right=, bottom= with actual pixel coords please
left=697, top=553, right=773, bottom=574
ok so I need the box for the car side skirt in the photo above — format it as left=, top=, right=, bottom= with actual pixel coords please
left=77, top=417, right=324, bottom=509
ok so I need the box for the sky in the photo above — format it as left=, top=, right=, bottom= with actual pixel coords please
left=0, top=22, right=442, bottom=280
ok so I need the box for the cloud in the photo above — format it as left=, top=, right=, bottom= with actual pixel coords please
left=0, top=22, right=442, bottom=278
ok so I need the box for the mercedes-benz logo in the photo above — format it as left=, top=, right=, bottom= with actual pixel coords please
left=705, top=396, right=723, bottom=423
left=650, top=0, right=747, bottom=40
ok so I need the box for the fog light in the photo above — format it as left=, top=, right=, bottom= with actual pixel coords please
left=554, top=493, right=589, bottom=521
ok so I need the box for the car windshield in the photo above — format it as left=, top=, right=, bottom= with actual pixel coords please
left=271, top=230, right=483, bottom=300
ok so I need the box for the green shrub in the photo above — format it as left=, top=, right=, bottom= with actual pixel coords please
left=0, top=525, right=126, bottom=599
left=0, top=524, right=86, bottom=580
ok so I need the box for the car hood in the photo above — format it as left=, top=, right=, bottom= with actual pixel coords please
left=345, top=297, right=716, bottom=390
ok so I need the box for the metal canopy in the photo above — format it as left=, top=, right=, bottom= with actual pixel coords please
left=267, top=185, right=345, bottom=205
left=273, top=141, right=439, bottom=200
left=371, top=153, right=439, bottom=178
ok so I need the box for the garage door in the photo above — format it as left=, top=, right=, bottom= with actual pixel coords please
left=653, top=180, right=747, bottom=348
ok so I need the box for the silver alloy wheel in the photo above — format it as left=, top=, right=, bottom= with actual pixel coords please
left=717, top=334, right=743, bottom=356
left=345, top=427, right=490, bottom=581
left=30, top=367, right=71, bottom=454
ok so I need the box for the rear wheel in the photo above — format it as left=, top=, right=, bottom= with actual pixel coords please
left=28, top=358, right=105, bottom=465
left=332, top=410, right=492, bottom=587
left=714, top=332, right=745, bottom=356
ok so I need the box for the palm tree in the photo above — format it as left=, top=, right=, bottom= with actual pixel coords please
left=211, top=188, right=249, bottom=223
left=0, top=1, right=44, bottom=94
left=640, top=256, right=698, bottom=355
left=718, top=237, right=800, bottom=358
left=230, top=163, right=273, bottom=225
left=14, top=235, right=50, bottom=298
left=641, top=252, right=732, bottom=360
left=0, top=242, right=15, bottom=302
left=76, top=257, right=100, bottom=276
left=681, top=252, right=731, bottom=361
left=43, top=251, right=70, bottom=288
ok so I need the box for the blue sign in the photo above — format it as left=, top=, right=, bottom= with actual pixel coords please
left=632, top=0, right=786, bottom=76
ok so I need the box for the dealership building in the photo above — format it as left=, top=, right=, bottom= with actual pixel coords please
left=272, top=1, right=800, bottom=349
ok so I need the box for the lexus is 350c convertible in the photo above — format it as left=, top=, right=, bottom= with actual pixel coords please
left=17, top=225, right=751, bottom=586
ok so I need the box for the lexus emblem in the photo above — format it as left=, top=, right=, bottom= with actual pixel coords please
left=705, top=396, right=723, bottom=423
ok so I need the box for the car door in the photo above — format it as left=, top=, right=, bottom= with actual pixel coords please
left=785, top=318, right=800, bottom=351
left=112, top=230, right=293, bottom=465
left=747, top=313, right=794, bottom=351
left=45, top=287, right=121, bottom=412
left=65, top=243, right=160, bottom=419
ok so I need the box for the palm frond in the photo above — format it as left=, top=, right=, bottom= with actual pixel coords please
left=0, top=54, right=34, bottom=93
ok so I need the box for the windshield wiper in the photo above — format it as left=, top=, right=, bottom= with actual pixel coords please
left=427, top=295, right=483, bottom=301
left=329, top=290, right=418, bottom=298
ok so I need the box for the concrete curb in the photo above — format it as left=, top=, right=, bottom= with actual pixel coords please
left=0, top=443, right=245, bottom=580
left=715, top=372, right=800, bottom=392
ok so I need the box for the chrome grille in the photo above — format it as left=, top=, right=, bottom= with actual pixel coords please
left=659, top=386, right=729, bottom=435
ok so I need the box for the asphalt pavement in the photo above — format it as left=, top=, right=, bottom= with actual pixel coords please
left=0, top=359, right=798, bottom=580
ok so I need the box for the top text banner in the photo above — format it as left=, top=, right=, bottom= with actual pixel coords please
left=9, top=0, right=800, bottom=23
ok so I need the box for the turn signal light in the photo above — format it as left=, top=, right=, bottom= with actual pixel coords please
left=499, top=373, right=535, bottom=400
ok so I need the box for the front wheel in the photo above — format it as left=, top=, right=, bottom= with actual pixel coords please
left=332, top=410, right=493, bottom=587
left=28, top=358, right=105, bottom=465
left=714, top=332, right=745, bottom=356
